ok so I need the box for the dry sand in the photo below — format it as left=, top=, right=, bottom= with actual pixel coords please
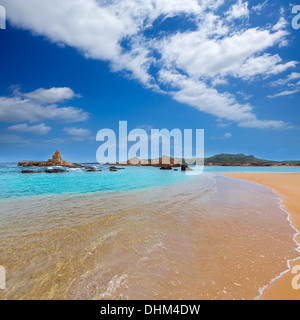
left=224, top=173, right=300, bottom=300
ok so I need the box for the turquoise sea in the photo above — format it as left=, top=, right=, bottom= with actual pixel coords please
left=0, top=163, right=300, bottom=199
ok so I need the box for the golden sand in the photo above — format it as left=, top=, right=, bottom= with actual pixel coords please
left=224, top=173, right=300, bottom=300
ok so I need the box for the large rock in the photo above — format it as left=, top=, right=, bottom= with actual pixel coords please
left=181, top=164, right=193, bottom=171
left=45, top=169, right=66, bottom=174
left=160, top=166, right=173, bottom=170
left=21, top=170, right=42, bottom=174
left=18, top=150, right=82, bottom=168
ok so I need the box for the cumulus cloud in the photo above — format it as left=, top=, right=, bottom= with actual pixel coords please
left=21, top=87, right=79, bottom=104
left=226, top=0, right=249, bottom=21
left=2, top=0, right=297, bottom=129
left=233, top=54, right=297, bottom=80
left=7, top=123, right=52, bottom=135
left=0, top=87, right=89, bottom=123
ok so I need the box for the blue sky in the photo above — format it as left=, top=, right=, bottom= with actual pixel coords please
left=0, top=0, right=299, bottom=162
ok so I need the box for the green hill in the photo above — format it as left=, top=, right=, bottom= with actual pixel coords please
left=204, top=153, right=272, bottom=165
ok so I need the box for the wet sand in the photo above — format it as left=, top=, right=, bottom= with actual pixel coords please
left=224, top=173, right=300, bottom=300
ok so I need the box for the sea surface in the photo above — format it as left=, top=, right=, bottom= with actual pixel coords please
left=0, top=164, right=299, bottom=299
left=1, top=163, right=300, bottom=199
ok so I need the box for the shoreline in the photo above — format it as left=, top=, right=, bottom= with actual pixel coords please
left=224, top=173, right=300, bottom=300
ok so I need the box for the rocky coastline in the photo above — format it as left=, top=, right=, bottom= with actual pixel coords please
left=18, top=151, right=191, bottom=173
left=18, top=150, right=99, bottom=173
left=18, top=150, right=298, bottom=175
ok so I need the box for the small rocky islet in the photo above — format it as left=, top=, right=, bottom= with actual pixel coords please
left=19, top=150, right=100, bottom=174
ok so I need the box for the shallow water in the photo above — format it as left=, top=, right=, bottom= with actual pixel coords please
left=1, top=163, right=300, bottom=199
left=0, top=173, right=298, bottom=300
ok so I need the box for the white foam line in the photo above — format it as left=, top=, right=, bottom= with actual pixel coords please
left=254, top=189, right=300, bottom=300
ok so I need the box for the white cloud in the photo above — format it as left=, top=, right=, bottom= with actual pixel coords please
left=2, top=0, right=297, bottom=130
left=158, top=69, right=286, bottom=129
left=216, top=119, right=232, bottom=128
left=252, top=1, right=268, bottom=15
left=0, top=87, right=89, bottom=123
left=233, top=54, right=297, bottom=80
left=270, top=72, right=300, bottom=87
left=226, top=0, right=249, bottom=21
left=7, top=123, right=52, bottom=135
left=267, top=89, right=300, bottom=99
left=22, top=87, right=79, bottom=104
left=289, top=80, right=300, bottom=87
left=156, top=25, right=289, bottom=80
left=272, top=17, right=288, bottom=31
left=237, top=91, right=253, bottom=100
left=63, top=127, right=92, bottom=141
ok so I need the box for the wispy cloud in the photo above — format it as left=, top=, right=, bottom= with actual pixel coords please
left=0, top=133, right=32, bottom=145
left=7, top=123, right=52, bottom=135
left=252, top=1, right=268, bottom=15
left=267, top=89, right=300, bottom=99
left=63, top=127, right=92, bottom=141
left=270, top=72, right=300, bottom=87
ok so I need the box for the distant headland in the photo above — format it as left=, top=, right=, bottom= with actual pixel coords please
left=204, top=154, right=300, bottom=167
left=110, top=153, right=300, bottom=167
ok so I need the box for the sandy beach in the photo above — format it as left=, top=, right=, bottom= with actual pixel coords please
left=224, top=173, right=300, bottom=300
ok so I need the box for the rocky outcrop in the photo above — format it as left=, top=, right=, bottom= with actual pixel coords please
left=160, top=166, right=173, bottom=170
left=109, top=166, right=125, bottom=172
left=181, top=164, right=193, bottom=171
left=21, top=170, right=43, bottom=174
left=18, top=150, right=83, bottom=168
left=45, top=169, right=66, bottom=174
left=84, top=167, right=97, bottom=172
left=18, top=150, right=102, bottom=174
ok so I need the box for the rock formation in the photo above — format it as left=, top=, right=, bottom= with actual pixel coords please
left=18, top=150, right=82, bottom=168
left=21, top=170, right=43, bottom=174
left=181, top=164, right=193, bottom=171
left=18, top=149, right=101, bottom=173
left=45, top=169, right=66, bottom=174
